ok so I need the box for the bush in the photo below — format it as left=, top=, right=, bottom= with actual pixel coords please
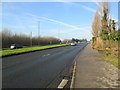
left=100, top=30, right=120, bottom=41
left=100, top=30, right=109, bottom=40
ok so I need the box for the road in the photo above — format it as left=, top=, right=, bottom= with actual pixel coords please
left=2, top=43, right=87, bottom=88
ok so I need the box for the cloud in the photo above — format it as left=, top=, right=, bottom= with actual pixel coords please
left=75, top=24, right=91, bottom=27
left=3, top=11, right=90, bottom=36
left=3, top=24, right=25, bottom=29
left=62, top=2, right=96, bottom=13
left=68, top=26, right=91, bottom=32
left=45, top=26, right=92, bottom=41
left=49, top=26, right=91, bottom=34
left=79, top=4, right=96, bottom=13
left=42, top=17, right=81, bottom=30
left=2, top=0, right=119, bottom=2
left=27, top=13, right=82, bottom=30
left=12, top=1, right=96, bottom=13
left=26, top=13, right=92, bottom=35
left=26, top=13, right=93, bottom=34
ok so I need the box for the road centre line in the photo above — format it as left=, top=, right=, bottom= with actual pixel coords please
left=42, top=54, right=50, bottom=57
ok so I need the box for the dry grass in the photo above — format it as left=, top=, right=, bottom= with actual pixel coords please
left=103, top=55, right=119, bottom=69
left=94, top=39, right=119, bottom=68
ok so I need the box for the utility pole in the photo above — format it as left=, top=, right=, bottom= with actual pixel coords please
left=58, top=29, right=61, bottom=43
left=30, top=32, right=32, bottom=46
left=38, top=21, right=40, bottom=45
left=58, top=29, right=60, bottom=39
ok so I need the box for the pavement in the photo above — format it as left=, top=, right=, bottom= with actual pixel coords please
left=73, top=44, right=119, bottom=88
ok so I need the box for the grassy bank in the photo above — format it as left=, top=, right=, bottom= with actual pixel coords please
left=103, top=55, right=119, bottom=69
left=0, top=44, right=70, bottom=57
left=98, top=48, right=119, bottom=69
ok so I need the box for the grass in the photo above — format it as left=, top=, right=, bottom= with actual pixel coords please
left=0, top=44, right=70, bottom=57
left=103, top=55, right=119, bottom=69
left=95, top=47, right=118, bottom=51
left=95, top=47, right=119, bottom=69
left=92, top=40, right=119, bottom=69
left=98, top=49, right=119, bottom=69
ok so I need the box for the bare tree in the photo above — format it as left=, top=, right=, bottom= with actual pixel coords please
left=101, top=1, right=110, bottom=33
left=1, top=29, right=60, bottom=48
left=92, top=9, right=101, bottom=37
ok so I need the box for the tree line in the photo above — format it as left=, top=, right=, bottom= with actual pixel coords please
left=92, top=2, right=119, bottom=49
left=1, top=29, right=61, bottom=48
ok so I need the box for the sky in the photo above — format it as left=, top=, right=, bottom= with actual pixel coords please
left=1, top=1, right=118, bottom=41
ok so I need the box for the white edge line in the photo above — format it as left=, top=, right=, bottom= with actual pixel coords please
left=57, top=43, right=87, bottom=89
left=70, top=61, right=77, bottom=89
left=70, top=43, right=87, bottom=89
left=57, top=79, right=68, bottom=89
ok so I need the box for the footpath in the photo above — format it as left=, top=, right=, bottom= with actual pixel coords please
left=73, top=44, right=119, bottom=88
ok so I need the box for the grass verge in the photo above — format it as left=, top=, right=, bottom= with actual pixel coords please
left=0, top=44, right=70, bottom=57
left=103, top=55, right=119, bottom=69
left=98, top=49, right=119, bottom=69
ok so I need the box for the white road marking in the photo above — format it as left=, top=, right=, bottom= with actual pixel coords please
left=70, top=61, right=77, bottom=89
left=47, top=54, right=50, bottom=56
left=58, top=79, right=68, bottom=89
left=42, top=54, right=50, bottom=57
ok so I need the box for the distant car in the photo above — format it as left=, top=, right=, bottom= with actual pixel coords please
left=70, top=42, right=77, bottom=46
left=10, top=44, right=23, bottom=49
left=60, top=42, right=63, bottom=44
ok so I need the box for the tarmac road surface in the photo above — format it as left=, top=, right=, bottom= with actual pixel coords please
left=2, top=43, right=87, bottom=88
